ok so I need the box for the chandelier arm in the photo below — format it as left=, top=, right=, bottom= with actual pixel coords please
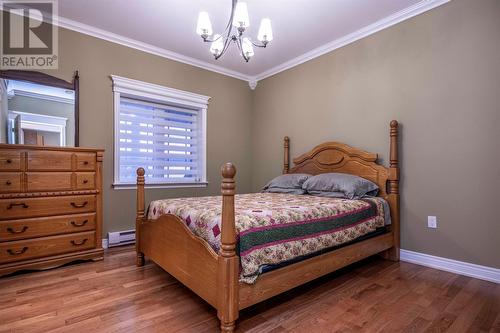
left=225, top=0, right=237, bottom=33
left=202, top=0, right=235, bottom=45
left=215, top=34, right=233, bottom=60
left=215, top=0, right=237, bottom=60
left=251, top=40, right=268, bottom=48
left=203, top=34, right=225, bottom=43
left=212, top=0, right=236, bottom=42
left=236, top=35, right=250, bottom=62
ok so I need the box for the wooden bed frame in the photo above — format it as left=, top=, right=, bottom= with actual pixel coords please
left=135, top=120, right=400, bottom=332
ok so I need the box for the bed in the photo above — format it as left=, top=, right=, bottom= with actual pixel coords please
left=135, top=120, right=400, bottom=332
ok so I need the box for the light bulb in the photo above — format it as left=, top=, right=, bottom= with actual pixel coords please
left=241, top=37, right=254, bottom=59
left=210, top=34, right=224, bottom=56
left=258, top=18, right=273, bottom=43
left=196, top=12, right=213, bottom=37
left=232, top=2, right=250, bottom=29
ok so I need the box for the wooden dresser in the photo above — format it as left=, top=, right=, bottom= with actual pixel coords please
left=0, top=144, right=104, bottom=276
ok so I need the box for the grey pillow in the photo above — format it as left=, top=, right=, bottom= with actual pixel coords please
left=306, top=190, right=346, bottom=198
left=262, top=173, right=311, bottom=194
left=302, top=173, right=378, bottom=199
left=262, top=187, right=306, bottom=195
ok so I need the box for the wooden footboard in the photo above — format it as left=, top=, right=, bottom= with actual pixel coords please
left=139, top=215, right=219, bottom=307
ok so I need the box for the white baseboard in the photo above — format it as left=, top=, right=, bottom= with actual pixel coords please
left=102, top=239, right=108, bottom=249
left=400, top=249, right=500, bottom=284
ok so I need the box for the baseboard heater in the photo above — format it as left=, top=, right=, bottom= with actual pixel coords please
left=107, top=229, right=136, bottom=247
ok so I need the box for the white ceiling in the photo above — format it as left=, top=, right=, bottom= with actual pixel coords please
left=57, top=0, right=448, bottom=84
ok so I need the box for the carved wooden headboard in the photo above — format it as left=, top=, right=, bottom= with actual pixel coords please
left=284, top=121, right=399, bottom=199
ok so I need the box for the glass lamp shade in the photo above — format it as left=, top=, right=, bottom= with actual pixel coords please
left=241, top=37, right=255, bottom=58
left=257, top=18, right=273, bottom=42
left=210, top=34, right=224, bottom=56
left=196, top=12, right=213, bottom=36
left=233, top=2, right=250, bottom=28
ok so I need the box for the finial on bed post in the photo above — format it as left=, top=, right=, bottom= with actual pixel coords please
left=218, top=163, right=239, bottom=333
left=136, top=167, right=145, bottom=267
left=389, top=120, right=399, bottom=194
left=220, top=162, right=237, bottom=257
left=386, top=120, right=400, bottom=261
left=283, top=136, right=290, bottom=174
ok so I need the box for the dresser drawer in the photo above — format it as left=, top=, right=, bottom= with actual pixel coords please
left=0, top=195, right=96, bottom=220
left=0, top=213, right=96, bottom=241
left=0, top=231, right=95, bottom=264
left=0, top=173, right=22, bottom=193
left=75, top=153, right=96, bottom=171
left=75, top=172, right=95, bottom=190
left=27, top=151, right=72, bottom=171
left=0, top=151, right=21, bottom=171
left=26, top=172, right=72, bottom=192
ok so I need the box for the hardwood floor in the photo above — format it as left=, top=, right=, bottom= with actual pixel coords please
left=0, top=246, right=498, bottom=333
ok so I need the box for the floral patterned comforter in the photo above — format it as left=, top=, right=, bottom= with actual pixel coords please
left=148, top=193, right=387, bottom=284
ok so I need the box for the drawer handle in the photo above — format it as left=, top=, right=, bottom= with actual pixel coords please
left=71, top=220, right=88, bottom=227
left=7, top=203, right=29, bottom=209
left=5, top=180, right=12, bottom=185
left=6, top=159, right=12, bottom=164
left=71, top=239, right=88, bottom=246
left=7, top=247, right=28, bottom=255
left=71, top=201, right=88, bottom=208
left=83, top=179, right=89, bottom=184
left=83, top=161, right=89, bottom=165
left=7, top=226, right=28, bottom=234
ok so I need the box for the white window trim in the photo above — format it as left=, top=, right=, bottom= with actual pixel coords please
left=111, top=75, right=210, bottom=189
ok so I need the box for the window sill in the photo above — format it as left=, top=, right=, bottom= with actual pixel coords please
left=112, top=182, right=209, bottom=190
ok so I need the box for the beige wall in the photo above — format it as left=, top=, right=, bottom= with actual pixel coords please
left=40, top=27, right=253, bottom=236
left=8, top=95, right=75, bottom=146
left=252, top=0, right=500, bottom=268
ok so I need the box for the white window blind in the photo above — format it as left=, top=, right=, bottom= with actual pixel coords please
left=117, top=98, right=203, bottom=185
left=112, top=75, right=209, bottom=188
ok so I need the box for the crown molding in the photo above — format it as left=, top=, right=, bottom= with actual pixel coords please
left=56, top=16, right=252, bottom=82
left=248, top=80, right=258, bottom=90
left=252, top=0, right=450, bottom=82
left=8, top=89, right=75, bottom=104
left=55, top=0, right=449, bottom=87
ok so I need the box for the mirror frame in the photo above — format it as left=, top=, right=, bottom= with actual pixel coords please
left=0, top=70, right=80, bottom=146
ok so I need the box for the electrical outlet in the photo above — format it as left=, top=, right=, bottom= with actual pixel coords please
left=428, top=216, right=437, bottom=228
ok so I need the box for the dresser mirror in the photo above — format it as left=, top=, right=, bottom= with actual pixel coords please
left=0, top=70, right=79, bottom=147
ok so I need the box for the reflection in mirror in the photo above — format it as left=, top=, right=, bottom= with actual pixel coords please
left=0, top=71, right=78, bottom=147
left=3, top=80, right=75, bottom=146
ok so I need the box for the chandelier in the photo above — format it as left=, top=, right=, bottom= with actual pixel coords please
left=196, top=0, right=273, bottom=62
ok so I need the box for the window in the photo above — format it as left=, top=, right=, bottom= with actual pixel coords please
left=112, top=76, right=209, bottom=188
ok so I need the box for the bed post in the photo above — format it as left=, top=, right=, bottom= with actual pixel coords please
left=386, top=120, right=400, bottom=261
left=136, top=167, right=145, bottom=266
left=283, top=136, right=290, bottom=174
left=217, top=163, right=239, bottom=333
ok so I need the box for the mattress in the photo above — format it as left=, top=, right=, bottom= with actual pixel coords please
left=148, top=193, right=389, bottom=284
